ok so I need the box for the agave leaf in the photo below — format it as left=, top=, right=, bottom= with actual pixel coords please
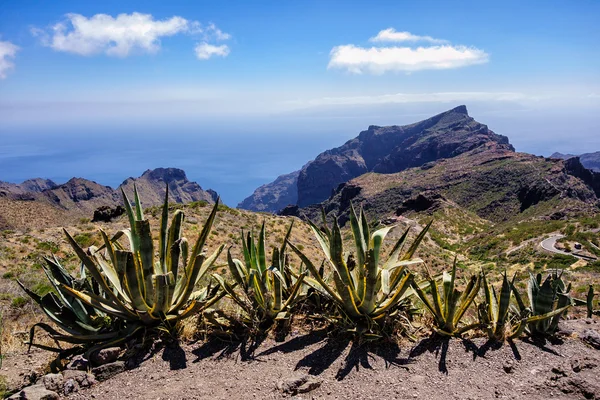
left=382, top=227, right=410, bottom=270
left=370, top=226, right=393, bottom=269
left=59, top=284, right=134, bottom=320
left=374, top=272, right=413, bottom=316
left=287, top=241, right=343, bottom=304
left=158, top=185, right=170, bottom=273
left=349, top=203, right=367, bottom=268
left=334, top=272, right=361, bottom=318
left=120, top=250, right=150, bottom=312
left=227, top=248, right=246, bottom=287
left=187, top=199, right=219, bottom=272
left=452, top=275, right=480, bottom=327
left=64, top=229, right=134, bottom=315
left=360, top=249, right=378, bottom=314
left=400, top=220, right=432, bottom=261
left=166, top=210, right=184, bottom=277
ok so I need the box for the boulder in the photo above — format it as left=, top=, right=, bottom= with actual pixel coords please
left=90, top=347, right=121, bottom=366
left=92, top=361, right=125, bottom=381
left=582, top=329, right=600, bottom=349
left=92, top=205, right=125, bottom=222
left=41, top=374, right=63, bottom=393
left=8, top=384, right=59, bottom=400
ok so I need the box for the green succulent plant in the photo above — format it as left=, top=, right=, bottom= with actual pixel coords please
left=477, top=271, right=567, bottom=341
left=214, top=221, right=307, bottom=325
left=411, top=260, right=480, bottom=337
left=288, top=206, right=429, bottom=330
left=19, top=186, right=225, bottom=355
left=586, top=285, right=596, bottom=318
left=512, top=270, right=572, bottom=336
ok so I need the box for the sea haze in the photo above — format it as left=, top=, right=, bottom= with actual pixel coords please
left=0, top=120, right=353, bottom=206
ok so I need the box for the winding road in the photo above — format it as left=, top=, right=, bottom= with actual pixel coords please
left=540, top=234, right=597, bottom=260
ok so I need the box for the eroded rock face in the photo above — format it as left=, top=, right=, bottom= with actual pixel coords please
left=396, top=192, right=445, bottom=215
left=92, top=205, right=125, bottom=222
left=296, top=105, right=514, bottom=207
left=238, top=170, right=299, bottom=213
left=239, top=106, right=515, bottom=212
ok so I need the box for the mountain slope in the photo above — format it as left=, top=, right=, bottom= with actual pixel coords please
left=238, top=105, right=514, bottom=212
left=289, top=144, right=599, bottom=227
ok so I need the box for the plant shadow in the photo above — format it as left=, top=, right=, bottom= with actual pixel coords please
left=191, top=333, right=269, bottom=363
left=409, top=335, right=450, bottom=374
left=162, top=340, right=188, bottom=370
left=521, top=335, right=561, bottom=356
left=291, top=333, right=410, bottom=381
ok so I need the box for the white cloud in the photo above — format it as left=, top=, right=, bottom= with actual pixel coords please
left=195, top=42, right=230, bottom=60
left=329, top=30, right=489, bottom=74
left=205, top=23, right=231, bottom=41
left=369, top=28, right=446, bottom=44
left=33, top=13, right=231, bottom=58
left=0, top=40, right=19, bottom=79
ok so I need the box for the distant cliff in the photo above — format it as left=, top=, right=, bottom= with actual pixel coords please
left=551, top=151, right=600, bottom=172
left=237, top=171, right=299, bottom=212
left=239, top=105, right=514, bottom=212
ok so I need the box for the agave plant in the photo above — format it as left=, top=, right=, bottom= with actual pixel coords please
left=585, top=285, right=598, bottom=318
left=18, top=256, right=134, bottom=353
left=411, top=260, right=480, bottom=337
left=19, top=186, right=225, bottom=354
left=477, top=271, right=568, bottom=341
left=214, top=221, right=307, bottom=325
left=288, top=206, right=429, bottom=329
left=512, top=270, right=572, bottom=336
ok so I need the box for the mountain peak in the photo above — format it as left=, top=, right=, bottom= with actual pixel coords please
left=141, top=167, right=188, bottom=182
left=239, top=105, right=513, bottom=211
left=120, top=167, right=216, bottom=206
left=450, top=105, right=468, bottom=115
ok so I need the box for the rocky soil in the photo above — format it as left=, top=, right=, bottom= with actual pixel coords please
left=4, top=319, right=600, bottom=399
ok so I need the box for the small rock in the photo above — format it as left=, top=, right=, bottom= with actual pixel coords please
left=92, top=361, right=125, bottom=381
left=8, top=384, right=60, bottom=400
left=581, top=329, right=600, bottom=349
left=22, top=370, right=40, bottom=386
left=571, top=357, right=597, bottom=373
left=551, top=365, right=568, bottom=378
left=90, top=347, right=121, bottom=366
left=62, top=369, right=96, bottom=393
left=503, top=360, right=514, bottom=374
left=276, top=373, right=322, bottom=395
left=66, top=355, right=89, bottom=371
left=63, top=370, right=96, bottom=387
left=42, top=373, right=63, bottom=392
left=63, top=379, right=77, bottom=395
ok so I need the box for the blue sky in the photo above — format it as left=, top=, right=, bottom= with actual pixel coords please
left=0, top=0, right=599, bottom=204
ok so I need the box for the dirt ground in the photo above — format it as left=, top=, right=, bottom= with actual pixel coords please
left=2, top=319, right=600, bottom=400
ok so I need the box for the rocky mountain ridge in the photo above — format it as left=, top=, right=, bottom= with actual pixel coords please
left=283, top=144, right=600, bottom=227
left=239, top=105, right=515, bottom=212
left=0, top=168, right=217, bottom=229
